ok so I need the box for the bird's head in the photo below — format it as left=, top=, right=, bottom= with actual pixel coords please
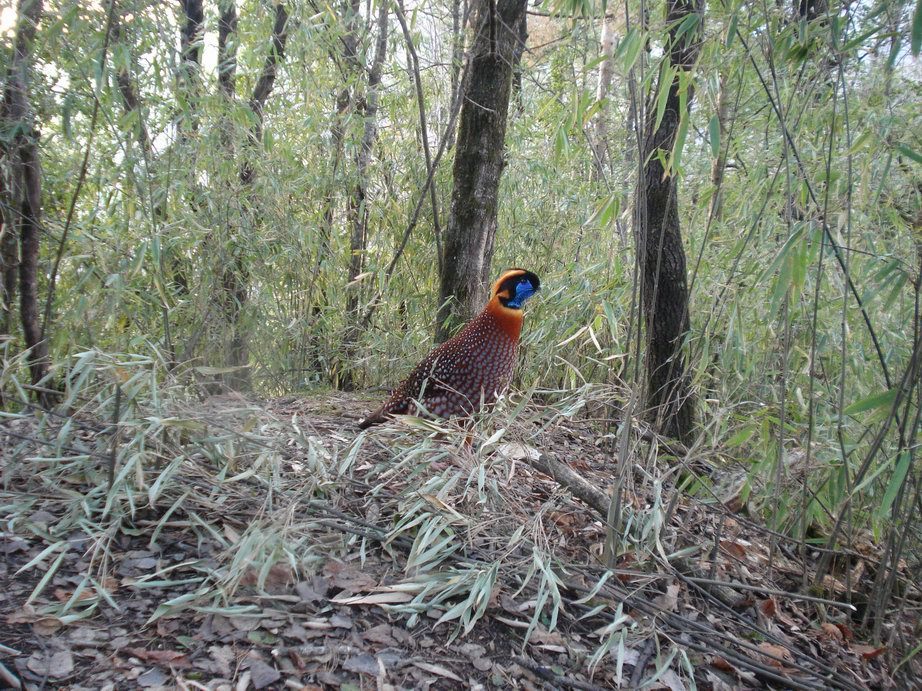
left=490, top=268, right=541, bottom=311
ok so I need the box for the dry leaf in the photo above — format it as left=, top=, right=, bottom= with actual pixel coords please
left=654, top=581, right=681, bottom=612
left=26, top=650, right=74, bottom=679
left=817, top=623, right=844, bottom=643
left=125, top=648, right=191, bottom=668
left=851, top=644, right=886, bottom=660
left=710, top=656, right=736, bottom=673
left=719, top=540, right=747, bottom=559
left=757, top=598, right=777, bottom=619
left=332, top=590, right=414, bottom=606
left=412, top=661, right=463, bottom=681
left=756, top=643, right=794, bottom=671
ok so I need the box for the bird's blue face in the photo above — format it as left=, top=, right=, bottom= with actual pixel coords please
left=506, top=276, right=538, bottom=308
left=497, top=270, right=541, bottom=309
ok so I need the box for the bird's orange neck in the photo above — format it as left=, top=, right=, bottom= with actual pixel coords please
left=485, top=297, right=524, bottom=341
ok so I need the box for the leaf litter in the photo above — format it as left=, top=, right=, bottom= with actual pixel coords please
left=0, top=389, right=918, bottom=689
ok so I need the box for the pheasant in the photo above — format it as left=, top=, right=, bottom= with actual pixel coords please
left=358, top=268, right=540, bottom=428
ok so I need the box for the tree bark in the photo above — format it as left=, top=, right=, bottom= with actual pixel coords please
left=707, top=71, right=730, bottom=222
left=222, top=1, right=289, bottom=391
left=3, top=0, right=49, bottom=394
left=0, top=173, right=18, bottom=339
left=590, top=17, right=615, bottom=181
left=340, top=0, right=388, bottom=389
left=633, top=0, right=703, bottom=444
left=177, top=0, right=204, bottom=143
left=435, top=0, right=528, bottom=343
left=217, top=0, right=238, bottom=99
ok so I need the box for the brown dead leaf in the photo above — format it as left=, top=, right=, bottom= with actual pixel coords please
left=817, top=623, right=844, bottom=644
left=33, top=616, right=63, bottom=636
left=125, top=647, right=191, bottom=668
left=851, top=644, right=886, bottom=660
left=53, top=587, right=94, bottom=603
left=756, top=643, right=795, bottom=671
left=719, top=540, right=747, bottom=559
left=239, top=563, right=294, bottom=588
left=653, top=581, right=681, bottom=612
left=710, top=656, right=736, bottom=673
left=412, top=661, right=463, bottom=682
left=323, top=560, right=376, bottom=592
left=528, top=628, right=565, bottom=646
left=757, top=598, right=777, bottom=619
left=835, top=623, right=854, bottom=641
left=6, top=604, right=38, bottom=624
left=821, top=574, right=848, bottom=595
left=549, top=511, right=577, bottom=530
left=26, top=650, right=74, bottom=679
left=362, top=623, right=398, bottom=646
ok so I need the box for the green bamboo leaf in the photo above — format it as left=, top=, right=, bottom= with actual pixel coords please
left=726, top=14, right=738, bottom=48
left=620, top=29, right=643, bottom=72
left=708, top=114, right=720, bottom=158
left=876, top=452, right=911, bottom=520
left=844, top=389, right=897, bottom=415
left=654, top=65, right=674, bottom=133
left=895, top=143, right=922, bottom=164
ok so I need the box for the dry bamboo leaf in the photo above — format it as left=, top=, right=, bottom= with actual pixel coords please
left=412, top=661, right=463, bottom=681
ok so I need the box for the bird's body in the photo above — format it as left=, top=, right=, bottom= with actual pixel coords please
left=359, top=269, right=540, bottom=428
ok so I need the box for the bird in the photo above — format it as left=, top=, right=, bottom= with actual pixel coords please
left=358, top=268, right=541, bottom=429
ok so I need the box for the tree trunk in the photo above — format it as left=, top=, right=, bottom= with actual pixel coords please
left=633, top=0, right=703, bottom=444
left=707, top=71, right=730, bottom=222
left=3, top=0, right=49, bottom=395
left=0, top=173, right=18, bottom=338
left=590, top=17, right=615, bottom=181
left=435, top=0, right=528, bottom=343
left=223, top=1, right=289, bottom=391
left=177, top=0, right=204, bottom=143
left=340, top=0, right=388, bottom=389
left=217, top=0, right=238, bottom=99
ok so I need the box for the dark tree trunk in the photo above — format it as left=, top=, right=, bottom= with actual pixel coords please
left=3, top=0, right=49, bottom=395
left=222, top=1, right=289, bottom=391
left=634, top=0, right=703, bottom=444
left=177, top=0, right=204, bottom=142
left=435, top=0, right=528, bottom=343
left=217, top=1, right=238, bottom=99
left=0, top=173, right=18, bottom=338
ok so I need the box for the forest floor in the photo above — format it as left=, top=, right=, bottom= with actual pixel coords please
left=0, top=391, right=917, bottom=690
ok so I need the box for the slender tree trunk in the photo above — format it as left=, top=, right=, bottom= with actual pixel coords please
left=340, top=0, right=388, bottom=389
left=707, top=71, right=730, bottom=222
left=590, top=17, right=615, bottom=181
left=0, top=173, right=18, bottom=338
left=223, top=1, right=289, bottom=391
left=435, top=0, right=528, bottom=342
left=3, top=0, right=49, bottom=395
left=633, top=0, right=703, bottom=443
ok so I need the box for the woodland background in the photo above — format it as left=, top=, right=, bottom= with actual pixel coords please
left=0, top=0, right=921, bottom=686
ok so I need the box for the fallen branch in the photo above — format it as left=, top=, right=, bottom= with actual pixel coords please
left=523, top=452, right=611, bottom=518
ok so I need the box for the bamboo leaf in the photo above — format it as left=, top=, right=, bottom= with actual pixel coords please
left=875, top=452, right=911, bottom=520
left=708, top=113, right=720, bottom=158
left=844, top=389, right=897, bottom=415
